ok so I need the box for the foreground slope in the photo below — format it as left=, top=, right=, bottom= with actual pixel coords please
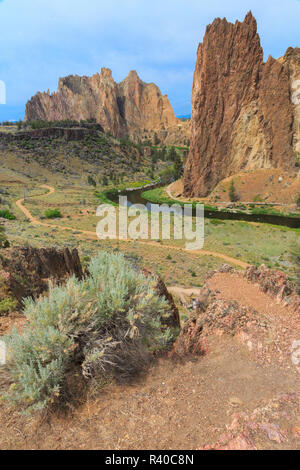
left=1, top=263, right=300, bottom=450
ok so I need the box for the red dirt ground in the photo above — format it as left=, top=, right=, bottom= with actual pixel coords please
left=0, top=271, right=299, bottom=450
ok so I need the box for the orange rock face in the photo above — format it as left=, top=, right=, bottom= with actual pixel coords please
left=25, top=68, right=190, bottom=145
left=184, top=12, right=300, bottom=197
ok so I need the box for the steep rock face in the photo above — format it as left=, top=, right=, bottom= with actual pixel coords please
left=25, top=69, right=126, bottom=136
left=25, top=69, right=190, bottom=145
left=282, top=47, right=300, bottom=154
left=119, top=70, right=177, bottom=133
left=184, top=12, right=299, bottom=197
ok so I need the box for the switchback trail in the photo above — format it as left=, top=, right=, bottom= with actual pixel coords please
left=16, top=185, right=250, bottom=269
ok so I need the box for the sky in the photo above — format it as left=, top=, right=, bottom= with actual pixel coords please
left=0, top=0, right=300, bottom=121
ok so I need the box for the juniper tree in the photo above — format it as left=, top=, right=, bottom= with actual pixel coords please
left=229, top=180, right=238, bottom=202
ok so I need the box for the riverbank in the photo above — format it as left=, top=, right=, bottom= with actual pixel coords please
left=142, top=187, right=300, bottom=228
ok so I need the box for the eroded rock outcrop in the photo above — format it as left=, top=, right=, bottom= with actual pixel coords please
left=143, top=268, right=180, bottom=329
left=184, top=12, right=300, bottom=197
left=25, top=69, right=190, bottom=146
left=0, top=246, right=83, bottom=306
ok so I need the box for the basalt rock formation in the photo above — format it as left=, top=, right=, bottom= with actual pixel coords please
left=25, top=69, right=190, bottom=146
left=184, top=12, right=300, bottom=197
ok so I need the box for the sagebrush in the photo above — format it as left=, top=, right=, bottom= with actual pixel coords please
left=4, top=252, right=177, bottom=413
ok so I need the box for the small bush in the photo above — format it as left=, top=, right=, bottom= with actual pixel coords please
left=253, top=194, right=263, bottom=203
left=296, top=193, right=300, bottom=208
left=0, top=297, right=18, bottom=316
left=88, top=176, right=96, bottom=187
left=4, top=252, right=176, bottom=413
left=229, top=180, right=239, bottom=202
left=0, top=209, right=16, bottom=220
left=44, top=209, right=62, bottom=219
left=209, top=219, right=225, bottom=226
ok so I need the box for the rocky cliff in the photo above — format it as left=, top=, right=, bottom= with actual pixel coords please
left=184, top=12, right=300, bottom=197
left=25, top=69, right=190, bottom=146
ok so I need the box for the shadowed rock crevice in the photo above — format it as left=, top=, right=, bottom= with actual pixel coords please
left=0, top=246, right=83, bottom=305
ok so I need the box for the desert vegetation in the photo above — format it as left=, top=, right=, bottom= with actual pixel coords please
left=44, top=208, right=62, bottom=219
left=4, top=252, right=177, bottom=414
left=0, top=210, right=16, bottom=220
left=0, top=225, right=9, bottom=248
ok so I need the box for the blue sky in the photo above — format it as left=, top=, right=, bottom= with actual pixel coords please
left=0, top=0, right=300, bottom=121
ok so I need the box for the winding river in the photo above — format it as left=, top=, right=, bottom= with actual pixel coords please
left=106, top=185, right=300, bottom=229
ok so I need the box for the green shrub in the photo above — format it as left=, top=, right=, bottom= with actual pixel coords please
left=209, top=219, right=225, bottom=225
left=4, top=252, right=176, bottom=413
left=296, top=193, right=300, bottom=208
left=0, top=209, right=16, bottom=220
left=253, top=194, right=263, bottom=202
left=88, top=176, right=96, bottom=187
left=44, top=209, right=62, bottom=219
left=0, top=297, right=18, bottom=316
left=229, top=180, right=238, bottom=202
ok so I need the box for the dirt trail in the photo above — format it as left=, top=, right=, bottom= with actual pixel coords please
left=1, top=333, right=299, bottom=450
left=15, top=185, right=250, bottom=269
left=168, top=286, right=201, bottom=305
left=207, top=273, right=291, bottom=317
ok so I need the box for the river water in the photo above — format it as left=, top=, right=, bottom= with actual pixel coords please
left=106, top=186, right=300, bottom=229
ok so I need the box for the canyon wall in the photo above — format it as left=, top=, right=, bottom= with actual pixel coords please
left=184, top=12, right=300, bottom=197
left=25, top=69, right=190, bottom=146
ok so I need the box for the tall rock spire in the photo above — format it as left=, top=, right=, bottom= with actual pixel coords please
left=183, top=13, right=295, bottom=197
